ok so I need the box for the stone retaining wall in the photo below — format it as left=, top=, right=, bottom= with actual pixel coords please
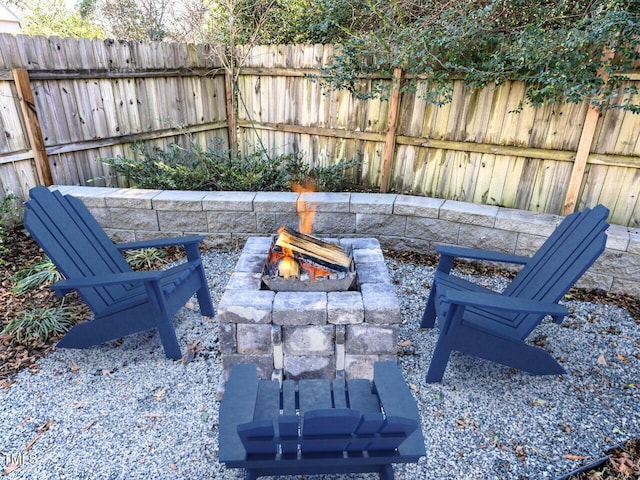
left=52, top=186, right=640, bottom=298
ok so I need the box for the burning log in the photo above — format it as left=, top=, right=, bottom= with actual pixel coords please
left=275, top=227, right=352, bottom=272
left=277, top=254, right=300, bottom=279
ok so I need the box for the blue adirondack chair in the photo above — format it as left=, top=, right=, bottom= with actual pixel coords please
left=421, top=205, right=610, bottom=383
left=23, top=186, right=214, bottom=359
left=219, top=362, right=426, bottom=480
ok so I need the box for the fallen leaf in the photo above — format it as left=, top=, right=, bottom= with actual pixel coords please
left=24, top=420, right=53, bottom=452
left=408, top=383, right=419, bottom=393
left=0, top=333, right=13, bottom=343
left=3, top=463, right=20, bottom=475
left=562, top=454, right=588, bottom=460
left=563, top=422, right=572, bottom=434
left=597, top=354, right=607, bottom=366
left=143, top=413, right=163, bottom=419
left=169, top=463, right=177, bottom=470
left=37, top=420, right=53, bottom=433
left=515, top=444, right=527, bottom=460
left=399, top=340, right=412, bottom=347
left=181, top=342, right=200, bottom=366
left=154, top=387, right=167, bottom=402
left=617, top=353, right=629, bottom=363
left=70, top=364, right=80, bottom=373
left=456, top=418, right=469, bottom=428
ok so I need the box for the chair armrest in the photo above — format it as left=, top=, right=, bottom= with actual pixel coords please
left=435, top=245, right=530, bottom=265
left=219, top=364, right=260, bottom=463
left=49, top=260, right=200, bottom=296
left=444, top=290, right=568, bottom=317
left=115, top=235, right=206, bottom=251
left=372, top=362, right=426, bottom=458
left=50, top=270, right=163, bottom=295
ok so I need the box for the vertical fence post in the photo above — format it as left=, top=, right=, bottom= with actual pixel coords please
left=562, top=48, right=615, bottom=215
left=225, top=69, right=237, bottom=157
left=12, top=68, right=53, bottom=186
left=380, top=68, right=403, bottom=193
left=562, top=108, right=599, bottom=215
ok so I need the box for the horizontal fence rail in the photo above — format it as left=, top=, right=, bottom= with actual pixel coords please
left=0, top=35, right=639, bottom=227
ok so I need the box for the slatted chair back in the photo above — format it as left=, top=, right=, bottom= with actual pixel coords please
left=237, top=408, right=418, bottom=457
left=502, top=205, right=609, bottom=337
left=24, top=186, right=133, bottom=313
left=220, top=362, right=425, bottom=480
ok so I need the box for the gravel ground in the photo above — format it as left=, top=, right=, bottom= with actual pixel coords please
left=1, top=248, right=639, bottom=480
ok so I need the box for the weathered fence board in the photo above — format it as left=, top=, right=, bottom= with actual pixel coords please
left=1, top=36, right=639, bottom=226
left=0, top=34, right=228, bottom=199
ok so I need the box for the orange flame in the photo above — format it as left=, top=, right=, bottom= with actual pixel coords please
left=293, top=180, right=317, bottom=235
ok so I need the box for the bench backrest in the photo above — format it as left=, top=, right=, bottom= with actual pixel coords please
left=237, top=408, right=418, bottom=456
left=24, top=186, right=133, bottom=312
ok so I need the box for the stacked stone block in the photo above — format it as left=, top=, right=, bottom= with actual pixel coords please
left=217, top=237, right=400, bottom=382
left=53, top=186, right=640, bottom=298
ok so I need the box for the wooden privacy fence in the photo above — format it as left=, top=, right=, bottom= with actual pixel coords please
left=1, top=35, right=639, bottom=227
left=0, top=34, right=229, bottom=200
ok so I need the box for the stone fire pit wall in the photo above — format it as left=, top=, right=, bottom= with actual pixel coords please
left=217, top=236, right=400, bottom=382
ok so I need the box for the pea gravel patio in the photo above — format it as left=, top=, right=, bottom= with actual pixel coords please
left=1, top=248, right=638, bottom=480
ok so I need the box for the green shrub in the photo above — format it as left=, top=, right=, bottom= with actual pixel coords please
left=0, top=194, right=22, bottom=265
left=12, top=257, right=64, bottom=295
left=283, top=154, right=361, bottom=192
left=2, top=306, right=76, bottom=343
left=313, top=158, right=362, bottom=192
left=96, top=139, right=361, bottom=193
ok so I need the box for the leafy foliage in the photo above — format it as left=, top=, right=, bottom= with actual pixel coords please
left=96, top=0, right=168, bottom=41
left=96, top=139, right=361, bottom=192
left=11, top=257, right=64, bottom=295
left=214, top=0, right=368, bottom=44
left=284, top=154, right=362, bottom=192
left=17, top=0, right=105, bottom=38
left=2, top=306, right=76, bottom=343
left=0, top=194, right=22, bottom=265
left=318, top=0, right=640, bottom=112
left=124, top=248, right=168, bottom=270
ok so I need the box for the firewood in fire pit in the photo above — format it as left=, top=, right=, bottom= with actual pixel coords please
left=278, top=255, right=300, bottom=279
left=276, top=227, right=351, bottom=270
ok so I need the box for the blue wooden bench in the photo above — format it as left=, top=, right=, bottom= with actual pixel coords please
left=421, top=204, right=610, bottom=382
left=219, top=362, right=426, bottom=480
left=23, top=186, right=214, bottom=359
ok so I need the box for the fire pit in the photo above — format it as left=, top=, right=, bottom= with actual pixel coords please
left=217, top=236, right=401, bottom=383
left=262, top=229, right=357, bottom=292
